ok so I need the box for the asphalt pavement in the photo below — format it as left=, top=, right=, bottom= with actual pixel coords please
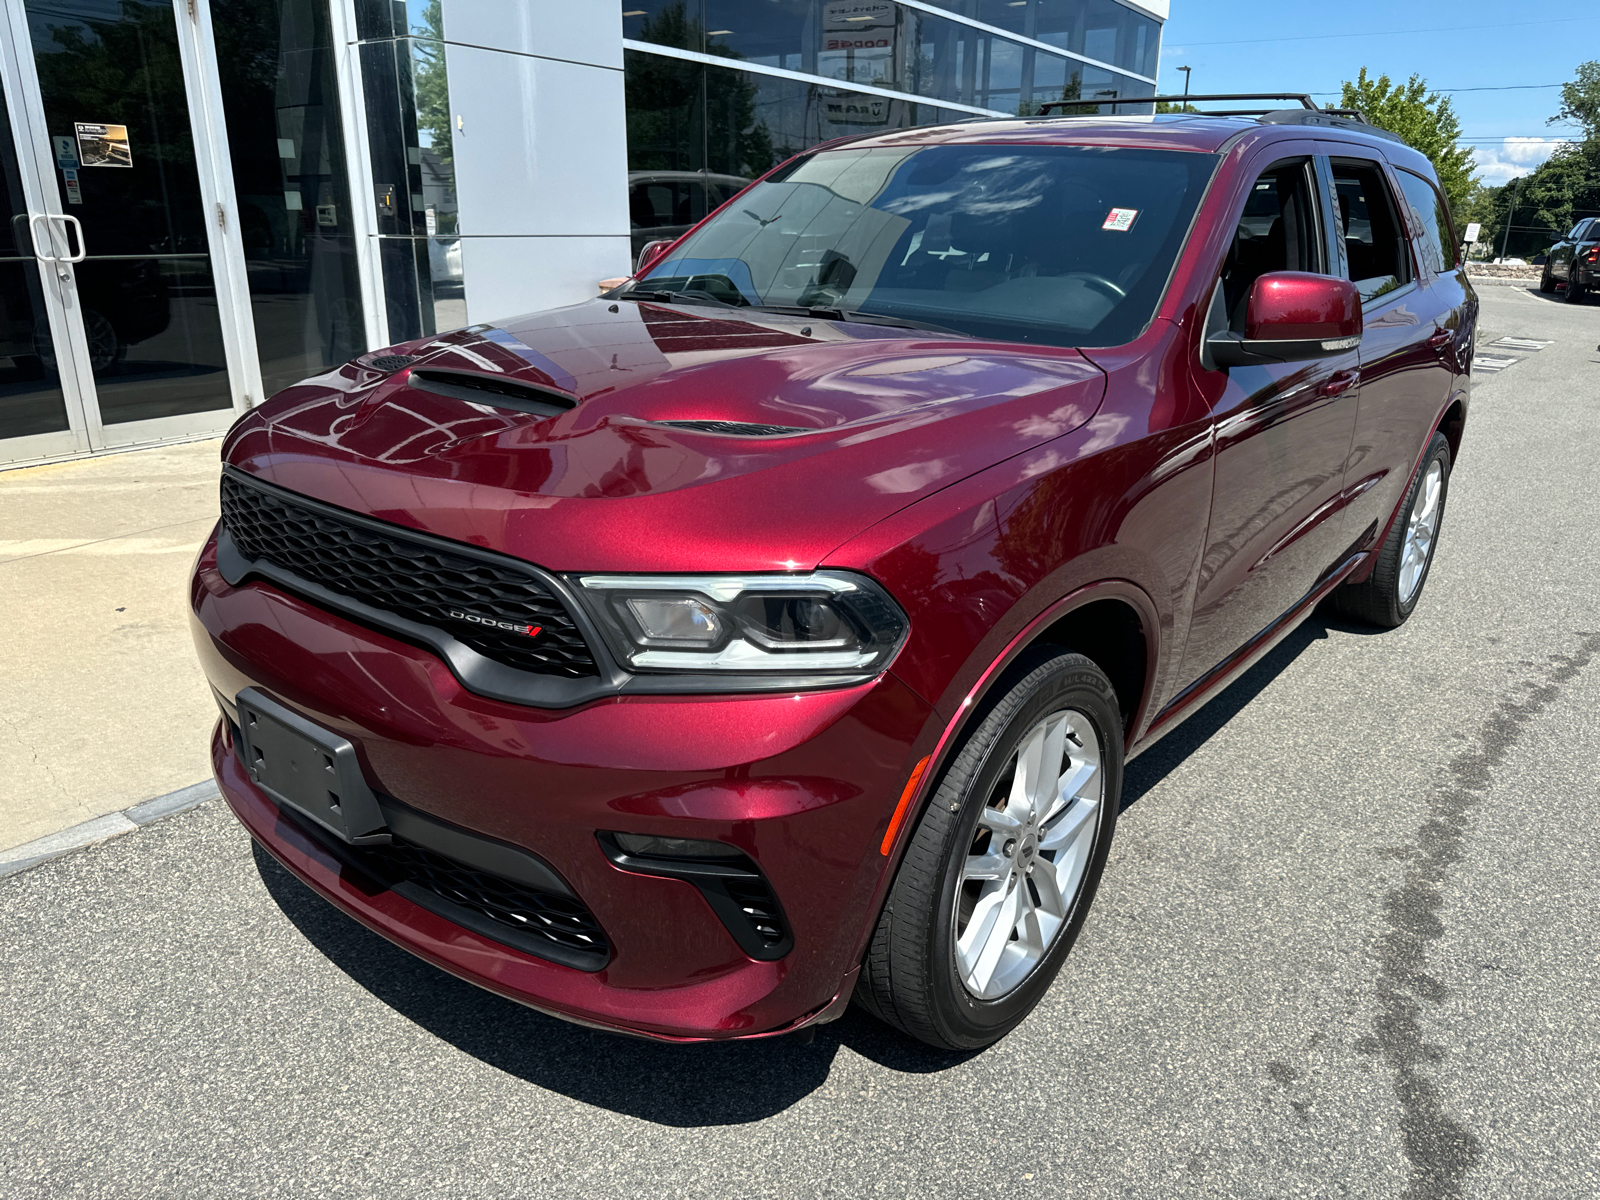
left=2, top=283, right=1597, bottom=1199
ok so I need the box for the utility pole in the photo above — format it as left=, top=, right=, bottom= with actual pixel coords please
left=1178, top=66, right=1192, bottom=96
left=1498, top=175, right=1523, bottom=262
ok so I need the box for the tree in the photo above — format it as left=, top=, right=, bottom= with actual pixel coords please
left=1551, top=60, right=1600, bottom=142
left=1339, top=69, right=1476, bottom=216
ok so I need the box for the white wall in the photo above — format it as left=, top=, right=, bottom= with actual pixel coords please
left=442, top=2, right=631, bottom=320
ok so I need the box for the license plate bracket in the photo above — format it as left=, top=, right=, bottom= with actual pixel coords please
left=235, top=687, right=390, bottom=845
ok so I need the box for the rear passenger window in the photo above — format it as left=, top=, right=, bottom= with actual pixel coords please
left=1395, top=169, right=1456, bottom=275
left=1331, top=161, right=1411, bottom=303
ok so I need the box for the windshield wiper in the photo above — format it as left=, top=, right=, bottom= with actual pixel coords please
left=615, top=287, right=743, bottom=309
left=747, top=305, right=969, bottom=338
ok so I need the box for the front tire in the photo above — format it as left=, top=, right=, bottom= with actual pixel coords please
left=1330, top=431, right=1451, bottom=628
left=1540, top=262, right=1556, bottom=293
left=856, top=649, right=1123, bottom=1050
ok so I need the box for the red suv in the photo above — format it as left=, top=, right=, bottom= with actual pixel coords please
left=191, top=98, right=1473, bottom=1050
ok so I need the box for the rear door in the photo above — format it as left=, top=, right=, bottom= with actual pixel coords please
left=1175, top=148, right=1363, bottom=691
left=1332, top=155, right=1462, bottom=549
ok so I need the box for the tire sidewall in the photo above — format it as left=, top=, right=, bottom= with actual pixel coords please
left=923, top=656, right=1123, bottom=1047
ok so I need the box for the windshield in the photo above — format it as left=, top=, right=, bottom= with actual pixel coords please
left=635, top=143, right=1217, bottom=348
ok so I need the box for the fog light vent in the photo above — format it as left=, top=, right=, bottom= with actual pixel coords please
left=600, top=832, right=793, bottom=960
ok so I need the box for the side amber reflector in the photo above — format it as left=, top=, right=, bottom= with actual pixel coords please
left=880, top=754, right=932, bottom=856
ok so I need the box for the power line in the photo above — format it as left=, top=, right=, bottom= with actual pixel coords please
left=1175, top=15, right=1595, bottom=49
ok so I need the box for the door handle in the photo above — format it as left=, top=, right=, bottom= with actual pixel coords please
left=1426, top=328, right=1453, bottom=350
left=53, top=214, right=86, bottom=263
left=27, top=212, right=59, bottom=262
left=1317, top=368, right=1359, bottom=397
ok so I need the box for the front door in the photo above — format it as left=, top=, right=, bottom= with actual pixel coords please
left=1175, top=151, right=1364, bottom=693
left=0, top=0, right=257, bottom=467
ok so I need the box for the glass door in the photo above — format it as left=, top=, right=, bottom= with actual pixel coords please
left=0, top=33, right=90, bottom=465
left=0, top=0, right=253, bottom=462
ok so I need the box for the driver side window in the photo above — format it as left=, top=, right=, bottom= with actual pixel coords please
left=1215, top=160, right=1322, bottom=332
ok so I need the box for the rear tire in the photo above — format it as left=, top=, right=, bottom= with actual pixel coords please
left=856, top=649, right=1123, bottom=1050
left=1329, top=431, right=1451, bottom=628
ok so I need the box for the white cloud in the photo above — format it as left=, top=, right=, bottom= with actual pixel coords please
left=1472, top=137, right=1569, bottom=184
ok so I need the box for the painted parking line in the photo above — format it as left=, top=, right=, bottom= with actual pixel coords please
left=1472, top=355, right=1521, bottom=373
left=1488, top=336, right=1554, bottom=351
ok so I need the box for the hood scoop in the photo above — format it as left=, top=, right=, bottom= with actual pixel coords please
left=408, top=368, right=576, bottom=419
left=366, top=354, right=419, bottom=372
left=655, top=419, right=811, bottom=437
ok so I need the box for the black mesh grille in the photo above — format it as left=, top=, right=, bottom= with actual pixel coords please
left=220, top=473, right=598, bottom=678
left=368, top=838, right=608, bottom=960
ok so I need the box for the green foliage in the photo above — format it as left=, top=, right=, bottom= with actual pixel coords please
left=1154, top=101, right=1199, bottom=114
left=1339, top=69, right=1476, bottom=217
left=1552, top=60, right=1600, bottom=142
left=1459, top=61, right=1600, bottom=258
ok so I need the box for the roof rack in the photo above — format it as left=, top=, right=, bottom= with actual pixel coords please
left=1033, top=93, right=1407, bottom=144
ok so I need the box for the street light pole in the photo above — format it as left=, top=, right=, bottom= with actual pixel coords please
left=1499, top=175, right=1521, bottom=262
left=1178, top=66, right=1192, bottom=96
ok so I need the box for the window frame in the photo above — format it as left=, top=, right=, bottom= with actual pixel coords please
left=1326, top=155, right=1419, bottom=311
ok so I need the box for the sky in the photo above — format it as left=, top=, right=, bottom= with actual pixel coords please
left=1156, top=0, right=1597, bottom=184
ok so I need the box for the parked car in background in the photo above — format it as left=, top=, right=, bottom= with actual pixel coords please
left=1541, top=217, right=1599, bottom=302
left=628, top=170, right=750, bottom=261
left=192, top=97, right=1474, bottom=1051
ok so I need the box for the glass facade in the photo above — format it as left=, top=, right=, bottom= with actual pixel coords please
left=622, top=0, right=1159, bottom=256
left=623, top=0, right=1156, bottom=115
left=353, top=0, right=465, bottom=342
left=214, top=0, right=368, bottom=400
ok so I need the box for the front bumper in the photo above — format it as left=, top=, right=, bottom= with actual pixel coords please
left=191, top=533, right=934, bottom=1040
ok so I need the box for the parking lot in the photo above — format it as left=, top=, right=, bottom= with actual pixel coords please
left=2, top=283, right=1597, bottom=1199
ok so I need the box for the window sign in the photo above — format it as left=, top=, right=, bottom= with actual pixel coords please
left=73, top=122, right=131, bottom=167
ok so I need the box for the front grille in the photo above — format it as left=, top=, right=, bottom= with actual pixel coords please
left=220, top=472, right=598, bottom=678
left=366, top=838, right=608, bottom=962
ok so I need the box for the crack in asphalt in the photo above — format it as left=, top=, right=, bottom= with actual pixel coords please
left=1358, top=630, right=1600, bottom=1200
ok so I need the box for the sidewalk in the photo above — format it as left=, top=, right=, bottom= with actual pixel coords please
left=0, top=440, right=223, bottom=852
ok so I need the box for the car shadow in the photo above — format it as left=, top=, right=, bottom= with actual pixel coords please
left=1121, top=615, right=1345, bottom=810
left=253, top=842, right=974, bottom=1125
left=250, top=611, right=1365, bottom=1120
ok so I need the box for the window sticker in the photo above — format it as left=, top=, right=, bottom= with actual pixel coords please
left=74, top=122, right=131, bottom=168
left=1102, top=207, right=1138, bottom=232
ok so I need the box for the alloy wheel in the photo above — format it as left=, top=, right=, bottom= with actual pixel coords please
left=954, top=708, right=1103, bottom=1000
left=1399, top=459, right=1443, bottom=603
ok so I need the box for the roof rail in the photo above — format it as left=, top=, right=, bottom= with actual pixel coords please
left=1033, top=92, right=1408, bottom=144
left=1038, top=93, right=1337, bottom=116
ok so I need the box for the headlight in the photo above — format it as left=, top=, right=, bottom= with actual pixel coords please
left=572, top=571, right=908, bottom=677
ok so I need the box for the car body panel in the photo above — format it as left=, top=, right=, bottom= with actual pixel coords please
left=192, top=113, right=1474, bottom=1039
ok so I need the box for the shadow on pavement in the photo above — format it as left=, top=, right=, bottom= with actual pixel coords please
left=253, top=842, right=969, bottom=1124
left=1121, top=616, right=1345, bottom=809
left=252, top=610, right=1374, bottom=1119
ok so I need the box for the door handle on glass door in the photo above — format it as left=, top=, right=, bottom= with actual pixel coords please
left=27, top=213, right=59, bottom=262
left=53, top=215, right=86, bottom=263
left=1317, top=369, right=1359, bottom=397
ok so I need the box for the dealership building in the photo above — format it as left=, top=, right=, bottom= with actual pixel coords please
left=0, top=0, right=1165, bottom=468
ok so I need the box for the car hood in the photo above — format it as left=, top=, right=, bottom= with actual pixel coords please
left=224, top=299, right=1107, bottom=572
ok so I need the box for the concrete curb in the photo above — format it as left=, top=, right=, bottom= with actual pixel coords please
left=0, top=780, right=220, bottom=880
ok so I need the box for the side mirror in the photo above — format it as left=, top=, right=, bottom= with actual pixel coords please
left=636, top=238, right=675, bottom=275
left=1207, top=272, right=1362, bottom=368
